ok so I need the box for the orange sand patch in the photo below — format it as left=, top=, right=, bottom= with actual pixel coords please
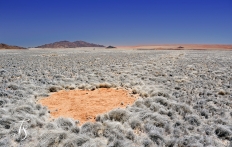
left=117, top=44, right=232, bottom=50
left=39, top=88, right=137, bottom=125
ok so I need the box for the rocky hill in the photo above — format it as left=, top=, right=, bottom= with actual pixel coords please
left=36, top=41, right=105, bottom=48
left=0, top=43, right=26, bottom=49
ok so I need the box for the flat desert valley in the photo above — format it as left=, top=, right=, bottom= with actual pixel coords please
left=0, top=47, right=232, bottom=146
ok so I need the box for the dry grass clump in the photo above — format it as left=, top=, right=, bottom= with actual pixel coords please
left=97, top=83, right=113, bottom=88
left=48, top=86, right=63, bottom=92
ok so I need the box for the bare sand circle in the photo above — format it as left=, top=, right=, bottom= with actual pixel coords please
left=39, top=88, right=137, bottom=125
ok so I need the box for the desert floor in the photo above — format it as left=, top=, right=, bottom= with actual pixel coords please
left=0, top=48, right=232, bottom=146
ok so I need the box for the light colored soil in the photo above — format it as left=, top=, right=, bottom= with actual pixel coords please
left=39, top=88, right=138, bottom=125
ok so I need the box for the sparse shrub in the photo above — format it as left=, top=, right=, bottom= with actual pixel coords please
left=148, top=129, right=164, bottom=145
left=164, top=123, right=172, bottom=134
left=150, top=103, right=160, bottom=112
left=64, top=85, right=75, bottom=90
left=15, top=105, right=35, bottom=114
left=159, top=108, right=168, bottom=115
left=139, top=112, right=153, bottom=121
left=45, top=122, right=57, bottom=130
left=176, top=135, right=205, bottom=147
left=97, top=83, right=112, bottom=88
left=48, top=86, right=62, bottom=92
left=55, top=117, right=77, bottom=131
left=214, top=118, right=227, bottom=125
left=154, top=97, right=169, bottom=106
left=204, top=126, right=213, bottom=135
left=132, top=88, right=139, bottom=94
left=7, top=83, right=19, bottom=90
left=80, top=137, right=108, bottom=147
left=0, top=98, right=8, bottom=106
left=78, top=84, right=87, bottom=90
left=37, top=131, right=67, bottom=146
left=200, top=110, right=208, bottom=119
left=102, top=121, right=125, bottom=140
left=108, top=139, right=124, bottom=147
left=173, top=121, right=182, bottom=128
left=126, top=130, right=135, bottom=141
left=62, top=134, right=89, bottom=147
left=80, top=122, right=94, bottom=137
left=143, top=99, right=152, bottom=108
left=37, top=93, right=49, bottom=97
left=133, top=99, right=146, bottom=108
left=54, top=74, right=65, bottom=79
left=0, top=91, right=9, bottom=97
left=215, top=125, right=232, bottom=140
left=95, top=114, right=109, bottom=123
left=140, top=92, right=148, bottom=98
left=151, top=91, right=169, bottom=98
left=144, top=124, right=164, bottom=146
left=218, top=90, right=226, bottom=95
left=129, top=118, right=142, bottom=130
left=38, top=107, right=47, bottom=117
left=142, top=138, right=153, bottom=147
left=14, top=90, right=25, bottom=97
left=36, top=119, right=44, bottom=128
left=108, top=109, right=130, bottom=123
left=35, top=104, right=42, bottom=111
left=185, top=115, right=201, bottom=126
left=165, top=139, right=176, bottom=147
left=0, top=137, right=10, bottom=147
left=171, top=103, right=192, bottom=117
left=0, top=118, right=13, bottom=130
left=91, top=122, right=104, bottom=137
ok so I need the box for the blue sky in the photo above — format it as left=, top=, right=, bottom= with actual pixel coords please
left=0, top=0, right=232, bottom=47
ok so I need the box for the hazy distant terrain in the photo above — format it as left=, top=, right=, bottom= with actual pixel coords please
left=119, top=44, right=232, bottom=50
left=0, top=43, right=26, bottom=49
left=35, top=41, right=105, bottom=48
left=0, top=48, right=231, bottom=146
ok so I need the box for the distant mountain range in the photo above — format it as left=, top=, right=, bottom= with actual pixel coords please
left=35, top=41, right=105, bottom=48
left=0, top=43, right=26, bottom=49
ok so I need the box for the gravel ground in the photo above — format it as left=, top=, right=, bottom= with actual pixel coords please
left=0, top=48, right=232, bottom=147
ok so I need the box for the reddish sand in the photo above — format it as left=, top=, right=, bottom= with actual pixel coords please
left=39, top=88, right=137, bottom=125
left=117, top=44, right=232, bottom=50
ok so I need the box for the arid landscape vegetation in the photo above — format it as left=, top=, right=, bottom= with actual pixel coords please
left=0, top=47, right=231, bottom=146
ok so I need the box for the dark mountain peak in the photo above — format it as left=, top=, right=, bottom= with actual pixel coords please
left=73, top=40, right=85, bottom=43
left=36, top=40, right=104, bottom=48
left=0, top=43, right=26, bottom=49
left=57, top=40, right=70, bottom=43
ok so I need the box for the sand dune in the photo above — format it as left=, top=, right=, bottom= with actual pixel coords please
left=118, top=44, right=232, bottom=50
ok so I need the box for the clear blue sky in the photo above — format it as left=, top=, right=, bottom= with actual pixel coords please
left=0, top=0, right=232, bottom=47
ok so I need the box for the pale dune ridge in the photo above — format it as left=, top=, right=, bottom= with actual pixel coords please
left=117, top=44, right=232, bottom=50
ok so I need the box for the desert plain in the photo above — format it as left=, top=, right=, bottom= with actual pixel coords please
left=0, top=47, right=232, bottom=147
